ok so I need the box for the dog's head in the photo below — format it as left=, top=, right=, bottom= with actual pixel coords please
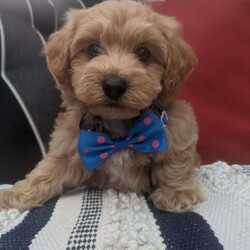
left=45, top=1, right=196, bottom=119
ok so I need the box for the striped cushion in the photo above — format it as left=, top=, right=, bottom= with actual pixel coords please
left=0, top=162, right=249, bottom=249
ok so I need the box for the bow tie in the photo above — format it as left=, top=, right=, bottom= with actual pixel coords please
left=78, top=109, right=168, bottom=171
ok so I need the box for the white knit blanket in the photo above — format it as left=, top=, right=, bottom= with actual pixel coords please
left=0, top=161, right=249, bottom=250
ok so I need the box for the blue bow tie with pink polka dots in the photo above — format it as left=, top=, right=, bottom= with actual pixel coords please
left=78, top=109, right=168, bottom=171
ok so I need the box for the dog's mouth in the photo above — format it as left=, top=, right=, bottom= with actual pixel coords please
left=108, top=104, right=120, bottom=108
left=106, top=100, right=121, bottom=108
left=83, top=94, right=153, bottom=119
left=88, top=102, right=142, bottom=120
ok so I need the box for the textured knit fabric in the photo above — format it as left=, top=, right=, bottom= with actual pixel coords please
left=0, top=162, right=249, bottom=250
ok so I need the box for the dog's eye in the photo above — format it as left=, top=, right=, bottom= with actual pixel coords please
left=135, top=47, right=151, bottom=62
left=87, top=44, right=101, bottom=57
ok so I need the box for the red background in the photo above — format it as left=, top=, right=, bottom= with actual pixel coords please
left=151, top=0, right=250, bottom=164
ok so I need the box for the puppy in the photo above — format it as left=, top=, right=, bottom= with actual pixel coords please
left=0, top=1, right=204, bottom=212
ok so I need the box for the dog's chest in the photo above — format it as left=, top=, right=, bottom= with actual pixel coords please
left=80, top=115, right=153, bottom=191
left=110, top=149, right=131, bottom=165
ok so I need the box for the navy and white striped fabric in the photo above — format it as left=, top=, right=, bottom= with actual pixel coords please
left=0, top=162, right=249, bottom=250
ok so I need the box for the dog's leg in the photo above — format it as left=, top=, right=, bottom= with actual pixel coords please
left=150, top=101, right=204, bottom=212
left=150, top=152, right=204, bottom=212
left=0, top=154, right=90, bottom=211
left=0, top=157, right=89, bottom=211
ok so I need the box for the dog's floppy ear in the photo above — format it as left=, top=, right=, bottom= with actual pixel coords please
left=156, top=15, right=197, bottom=101
left=44, top=10, right=83, bottom=85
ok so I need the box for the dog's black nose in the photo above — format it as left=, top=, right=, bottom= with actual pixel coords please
left=102, top=76, right=127, bottom=99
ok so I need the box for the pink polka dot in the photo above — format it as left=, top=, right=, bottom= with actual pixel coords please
left=144, top=117, right=152, bottom=125
left=97, top=136, right=105, bottom=144
left=126, top=137, right=131, bottom=141
left=152, top=140, right=160, bottom=148
left=110, top=144, right=116, bottom=149
left=128, top=144, right=133, bottom=148
left=138, top=136, right=146, bottom=142
left=83, top=149, right=90, bottom=154
left=100, top=152, right=108, bottom=159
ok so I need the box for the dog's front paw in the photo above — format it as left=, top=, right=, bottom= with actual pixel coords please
left=0, top=189, right=30, bottom=212
left=0, top=190, right=12, bottom=210
left=150, top=187, right=204, bottom=212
